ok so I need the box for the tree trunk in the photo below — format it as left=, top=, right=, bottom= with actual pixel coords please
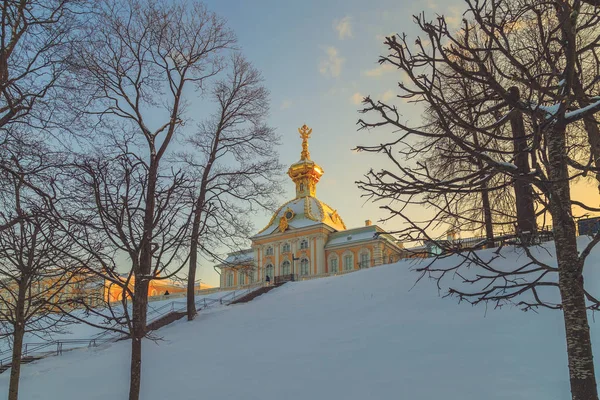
left=573, top=75, right=600, bottom=192
left=547, top=123, right=598, bottom=400
left=8, top=284, right=26, bottom=400
left=481, top=184, right=494, bottom=248
left=187, top=219, right=199, bottom=321
left=128, top=279, right=149, bottom=400
left=510, top=108, right=536, bottom=236
left=471, top=132, right=495, bottom=248
left=187, top=189, right=206, bottom=321
left=129, top=335, right=143, bottom=400
left=187, top=128, right=222, bottom=320
left=128, top=159, right=156, bottom=400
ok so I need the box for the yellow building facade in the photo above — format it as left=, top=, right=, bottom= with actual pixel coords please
left=216, top=124, right=406, bottom=288
left=104, top=276, right=213, bottom=303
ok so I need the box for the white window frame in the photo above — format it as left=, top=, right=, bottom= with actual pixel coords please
left=281, top=260, right=291, bottom=275
left=265, top=264, right=274, bottom=279
left=359, top=251, right=370, bottom=269
left=329, top=256, right=339, bottom=273
left=226, top=272, right=234, bottom=287
left=343, top=253, right=353, bottom=271
left=282, top=243, right=291, bottom=254
left=300, top=239, right=309, bottom=250
left=300, top=258, right=310, bottom=276
left=266, top=246, right=274, bottom=256
left=238, top=272, right=244, bottom=286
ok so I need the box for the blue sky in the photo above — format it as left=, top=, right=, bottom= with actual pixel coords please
left=195, top=0, right=465, bottom=285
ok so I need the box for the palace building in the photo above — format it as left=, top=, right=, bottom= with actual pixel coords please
left=215, top=124, right=407, bottom=288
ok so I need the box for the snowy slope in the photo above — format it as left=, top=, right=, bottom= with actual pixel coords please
left=1, top=240, right=599, bottom=400
left=0, top=290, right=240, bottom=354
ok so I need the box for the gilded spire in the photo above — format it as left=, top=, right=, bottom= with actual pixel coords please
left=298, top=124, right=312, bottom=160
left=288, top=124, right=323, bottom=198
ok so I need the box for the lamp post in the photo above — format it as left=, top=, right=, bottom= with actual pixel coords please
left=291, top=253, right=299, bottom=281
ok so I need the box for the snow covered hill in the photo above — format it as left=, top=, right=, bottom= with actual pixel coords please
left=1, top=239, right=599, bottom=400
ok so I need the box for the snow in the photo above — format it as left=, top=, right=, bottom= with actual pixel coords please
left=3, top=239, right=600, bottom=399
left=325, top=226, right=378, bottom=247
left=224, top=250, right=254, bottom=264
left=565, top=98, right=600, bottom=120
left=497, top=161, right=518, bottom=169
left=253, top=196, right=346, bottom=237
left=538, top=103, right=560, bottom=117
left=0, top=291, right=240, bottom=354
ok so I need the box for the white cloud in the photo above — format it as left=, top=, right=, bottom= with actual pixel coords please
left=334, top=16, right=352, bottom=40
left=445, top=6, right=462, bottom=29
left=280, top=99, right=293, bottom=110
left=350, top=92, right=363, bottom=105
left=380, top=90, right=395, bottom=102
left=363, top=63, right=395, bottom=77
left=319, top=47, right=344, bottom=78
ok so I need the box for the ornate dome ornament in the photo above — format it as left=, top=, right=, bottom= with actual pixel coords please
left=253, top=124, right=346, bottom=237
left=284, top=207, right=295, bottom=220
left=288, top=124, right=324, bottom=199
left=278, top=216, right=289, bottom=233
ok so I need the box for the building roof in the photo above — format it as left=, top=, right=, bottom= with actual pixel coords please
left=252, top=196, right=346, bottom=238
left=324, top=225, right=400, bottom=249
left=223, top=249, right=254, bottom=265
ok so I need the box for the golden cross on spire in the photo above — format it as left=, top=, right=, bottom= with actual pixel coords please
left=298, top=124, right=312, bottom=160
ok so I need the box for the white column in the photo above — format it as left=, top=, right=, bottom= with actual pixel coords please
left=310, top=237, right=316, bottom=275
left=275, top=242, right=280, bottom=276
left=317, top=235, right=326, bottom=274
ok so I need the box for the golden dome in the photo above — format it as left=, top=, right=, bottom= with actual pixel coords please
left=254, top=196, right=346, bottom=237
left=253, top=124, right=346, bottom=237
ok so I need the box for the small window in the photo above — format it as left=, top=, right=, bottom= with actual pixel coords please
left=282, top=243, right=291, bottom=253
left=281, top=260, right=291, bottom=275
left=343, top=254, right=353, bottom=271
left=238, top=272, right=245, bottom=286
left=330, top=258, right=338, bottom=273
left=265, top=264, right=274, bottom=279
left=266, top=246, right=274, bottom=256
left=249, top=272, right=254, bottom=284
left=300, top=183, right=304, bottom=191
left=300, top=259, right=310, bottom=276
left=360, top=252, right=370, bottom=269
left=300, top=239, right=309, bottom=250
left=227, top=272, right=234, bottom=287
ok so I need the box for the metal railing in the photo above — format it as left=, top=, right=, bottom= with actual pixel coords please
left=0, top=288, right=257, bottom=371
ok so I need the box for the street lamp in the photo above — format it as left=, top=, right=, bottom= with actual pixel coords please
left=291, top=253, right=299, bottom=281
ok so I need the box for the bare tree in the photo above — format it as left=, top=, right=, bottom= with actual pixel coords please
left=182, top=53, right=282, bottom=320
left=0, top=0, right=81, bottom=130
left=356, top=1, right=600, bottom=399
left=0, top=135, right=85, bottom=400
left=0, top=0, right=85, bottom=234
left=66, top=0, right=235, bottom=398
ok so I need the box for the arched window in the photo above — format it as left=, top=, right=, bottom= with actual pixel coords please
left=266, top=246, right=274, bottom=256
left=265, top=264, right=274, bottom=279
left=248, top=272, right=254, bottom=283
left=343, top=253, right=354, bottom=271
left=329, top=256, right=339, bottom=273
left=226, top=272, right=234, bottom=287
left=359, top=251, right=370, bottom=269
left=281, top=260, right=291, bottom=275
left=300, top=239, right=309, bottom=249
left=282, top=243, right=291, bottom=253
left=300, top=183, right=304, bottom=191
left=300, top=258, right=310, bottom=276
left=238, top=272, right=245, bottom=286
